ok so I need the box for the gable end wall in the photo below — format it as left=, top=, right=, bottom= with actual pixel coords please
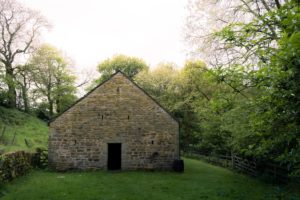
left=48, top=73, right=179, bottom=170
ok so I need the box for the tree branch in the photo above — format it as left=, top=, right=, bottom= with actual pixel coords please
left=261, top=0, right=272, bottom=11
left=274, top=0, right=281, bottom=9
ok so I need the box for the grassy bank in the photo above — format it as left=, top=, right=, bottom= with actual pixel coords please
left=0, top=106, right=48, bottom=153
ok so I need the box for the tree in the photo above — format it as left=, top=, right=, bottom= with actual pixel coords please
left=135, top=62, right=178, bottom=106
left=0, top=0, right=49, bottom=108
left=15, top=64, right=32, bottom=112
left=135, top=60, right=252, bottom=155
left=247, top=5, right=300, bottom=174
left=29, top=44, right=77, bottom=118
left=186, top=0, right=284, bottom=68
left=136, top=62, right=214, bottom=151
left=92, top=54, right=149, bottom=86
left=186, top=0, right=300, bottom=175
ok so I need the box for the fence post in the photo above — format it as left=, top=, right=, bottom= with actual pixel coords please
left=24, top=138, right=30, bottom=147
left=11, top=131, right=16, bottom=145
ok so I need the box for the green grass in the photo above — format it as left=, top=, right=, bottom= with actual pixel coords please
left=1, top=158, right=299, bottom=200
left=0, top=106, right=48, bottom=153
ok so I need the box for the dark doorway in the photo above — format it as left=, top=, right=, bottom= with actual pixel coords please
left=107, top=143, right=121, bottom=170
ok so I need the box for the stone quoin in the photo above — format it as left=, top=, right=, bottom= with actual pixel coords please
left=48, top=71, right=180, bottom=171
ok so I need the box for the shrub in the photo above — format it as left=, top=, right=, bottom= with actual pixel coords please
left=31, top=148, right=48, bottom=169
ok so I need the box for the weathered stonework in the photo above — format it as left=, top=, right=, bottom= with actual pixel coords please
left=48, top=71, right=179, bottom=171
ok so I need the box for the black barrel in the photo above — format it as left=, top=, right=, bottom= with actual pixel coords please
left=173, top=159, right=184, bottom=172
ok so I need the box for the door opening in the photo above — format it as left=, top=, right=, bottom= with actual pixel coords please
left=107, top=143, right=121, bottom=170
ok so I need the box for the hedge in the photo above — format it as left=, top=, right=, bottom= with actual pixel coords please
left=0, top=148, right=48, bottom=183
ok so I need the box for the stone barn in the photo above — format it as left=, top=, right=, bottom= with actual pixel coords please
left=48, top=71, right=180, bottom=171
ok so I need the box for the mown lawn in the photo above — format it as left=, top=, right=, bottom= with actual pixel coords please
left=1, top=158, right=299, bottom=200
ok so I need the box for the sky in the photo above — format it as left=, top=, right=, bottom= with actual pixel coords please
left=22, top=0, right=189, bottom=73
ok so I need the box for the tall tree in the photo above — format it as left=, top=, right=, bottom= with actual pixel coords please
left=0, top=0, right=49, bottom=108
left=135, top=63, right=178, bottom=106
left=94, top=54, right=148, bottom=84
left=30, top=44, right=77, bottom=118
left=15, top=64, right=32, bottom=112
left=136, top=62, right=212, bottom=150
left=186, top=0, right=300, bottom=175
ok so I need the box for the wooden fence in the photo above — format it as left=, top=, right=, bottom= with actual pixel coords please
left=184, top=150, right=291, bottom=183
left=262, top=162, right=290, bottom=183
left=231, top=154, right=257, bottom=176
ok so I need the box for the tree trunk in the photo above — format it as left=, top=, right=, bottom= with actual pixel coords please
left=49, top=100, right=54, bottom=117
left=56, top=98, right=61, bottom=114
left=48, top=95, right=54, bottom=117
left=21, top=74, right=30, bottom=113
left=22, top=85, right=29, bottom=113
left=55, top=79, right=61, bottom=114
left=5, top=65, right=17, bottom=108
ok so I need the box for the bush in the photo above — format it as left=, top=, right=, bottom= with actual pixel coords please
left=31, top=148, right=48, bottom=169
left=0, top=90, right=8, bottom=107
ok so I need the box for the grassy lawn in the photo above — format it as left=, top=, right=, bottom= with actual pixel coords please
left=0, top=106, right=48, bottom=153
left=1, top=158, right=299, bottom=200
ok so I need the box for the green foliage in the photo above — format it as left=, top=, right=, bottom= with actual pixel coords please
left=91, top=54, right=148, bottom=89
left=29, top=44, right=78, bottom=117
left=0, top=0, right=49, bottom=109
left=2, top=158, right=298, bottom=199
left=0, top=106, right=27, bottom=126
left=31, top=148, right=48, bottom=169
left=247, top=19, right=300, bottom=175
left=135, top=61, right=236, bottom=155
left=135, top=63, right=179, bottom=109
left=0, top=94, right=7, bottom=107
left=135, top=63, right=201, bottom=148
left=200, top=1, right=300, bottom=176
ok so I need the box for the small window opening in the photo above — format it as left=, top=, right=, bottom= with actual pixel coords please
left=117, top=87, right=120, bottom=93
left=128, top=115, right=130, bottom=120
left=102, top=115, right=104, bottom=120
left=151, top=140, right=154, bottom=145
left=74, top=140, right=77, bottom=145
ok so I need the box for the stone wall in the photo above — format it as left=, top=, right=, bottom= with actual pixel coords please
left=48, top=72, right=179, bottom=171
